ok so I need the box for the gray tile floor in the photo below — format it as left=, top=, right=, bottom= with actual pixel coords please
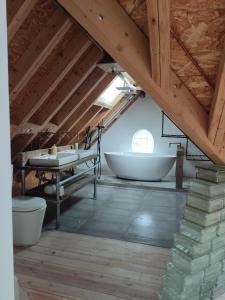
left=46, top=184, right=187, bottom=248
left=99, top=174, right=189, bottom=191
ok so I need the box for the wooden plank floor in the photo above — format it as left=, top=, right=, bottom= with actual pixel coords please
left=14, top=231, right=170, bottom=300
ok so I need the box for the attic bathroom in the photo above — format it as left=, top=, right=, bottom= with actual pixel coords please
left=2, top=0, right=225, bottom=300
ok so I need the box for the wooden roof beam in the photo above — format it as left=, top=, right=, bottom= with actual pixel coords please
left=11, top=134, right=34, bottom=160
left=60, top=73, right=115, bottom=130
left=24, top=123, right=58, bottom=151
left=19, top=45, right=103, bottom=152
left=91, top=95, right=138, bottom=145
left=58, top=74, right=116, bottom=144
left=30, top=44, right=103, bottom=126
left=47, top=105, right=108, bottom=147
left=21, top=123, right=58, bottom=152
left=10, top=30, right=91, bottom=130
left=77, top=107, right=107, bottom=142
left=9, top=9, right=72, bottom=103
left=11, top=122, right=41, bottom=136
left=77, top=98, right=127, bottom=145
left=57, top=0, right=225, bottom=164
left=51, top=67, right=106, bottom=126
left=72, top=107, right=110, bottom=145
left=208, top=42, right=225, bottom=147
left=43, top=120, right=73, bottom=149
left=82, top=108, right=111, bottom=134
left=61, top=105, right=103, bottom=145
left=7, top=0, right=38, bottom=43
left=146, top=0, right=170, bottom=91
left=89, top=98, right=127, bottom=131
left=55, top=73, right=116, bottom=145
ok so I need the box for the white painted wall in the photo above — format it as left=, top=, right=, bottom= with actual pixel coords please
left=97, top=96, right=211, bottom=177
left=0, top=1, right=15, bottom=299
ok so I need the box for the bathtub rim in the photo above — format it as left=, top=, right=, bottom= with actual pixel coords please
left=104, top=151, right=176, bottom=158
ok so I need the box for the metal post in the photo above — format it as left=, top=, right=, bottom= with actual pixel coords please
left=55, top=172, right=61, bottom=229
left=21, top=169, right=26, bottom=195
left=93, top=158, right=97, bottom=200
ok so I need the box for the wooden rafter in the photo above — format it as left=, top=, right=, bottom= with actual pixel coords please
left=91, top=95, right=139, bottom=145
left=17, top=122, right=41, bottom=135
left=74, top=107, right=111, bottom=145
left=119, top=0, right=215, bottom=110
left=72, top=108, right=109, bottom=145
left=57, top=0, right=225, bottom=164
left=12, top=59, right=104, bottom=157
left=146, top=0, right=160, bottom=84
left=11, top=133, right=34, bottom=159
left=82, top=107, right=112, bottom=135
left=9, top=9, right=72, bottom=103
left=76, top=96, right=137, bottom=146
left=7, top=0, right=38, bottom=43
left=24, top=122, right=59, bottom=151
left=77, top=97, right=128, bottom=145
left=64, top=73, right=115, bottom=128
left=11, top=31, right=91, bottom=133
left=43, top=73, right=114, bottom=147
left=208, top=42, right=225, bottom=147
left=56, top=74, right=115, bottom=145
left=51, top=68, right=105, bottom=126
left=16, top=44, right=103, bottom=154
left=30, top=44, right=103, bottom=126
left=62, top=105, right=103, bottom=145
left=146, top=0, right=170, bottom=91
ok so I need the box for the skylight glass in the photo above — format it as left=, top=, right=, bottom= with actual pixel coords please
left=96, top=76, right=124, bottom=107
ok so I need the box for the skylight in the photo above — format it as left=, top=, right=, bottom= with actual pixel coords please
left=95, top=76, right=124, bottom=108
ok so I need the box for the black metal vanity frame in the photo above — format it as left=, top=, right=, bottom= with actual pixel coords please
left=20, top=154, right=98, bottom=228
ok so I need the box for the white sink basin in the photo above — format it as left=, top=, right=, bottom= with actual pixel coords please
left=29, top=150, right=95, bottom=166
left=61, top=149, right=94, bottom=159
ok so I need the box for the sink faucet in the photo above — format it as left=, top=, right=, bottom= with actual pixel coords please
left=169, top=142, right=182, bottom=148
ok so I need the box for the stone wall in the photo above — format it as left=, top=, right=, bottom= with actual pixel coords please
left=159, top=166, right=225, bottom=300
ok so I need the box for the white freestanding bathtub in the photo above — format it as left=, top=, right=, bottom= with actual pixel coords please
left=104, top=152, right=176, bottom=181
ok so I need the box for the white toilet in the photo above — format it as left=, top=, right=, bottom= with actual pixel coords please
left=11, top=165, right=47, bottom=246
left=12, top=196, right=46, bottom=246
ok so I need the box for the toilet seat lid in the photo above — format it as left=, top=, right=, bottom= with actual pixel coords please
left=12, top=196, right=46, bottom=212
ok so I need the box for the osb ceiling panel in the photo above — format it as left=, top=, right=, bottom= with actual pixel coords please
left=119, top=0, right=148, bottom=35
left=171, top=0, right=225, bottom=84
left=118, top=0, right=225, bottom=110
left=171, top=35, right=213, bottom=109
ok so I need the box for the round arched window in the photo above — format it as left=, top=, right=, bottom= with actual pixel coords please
left=132, top=129, right=154, bottom=153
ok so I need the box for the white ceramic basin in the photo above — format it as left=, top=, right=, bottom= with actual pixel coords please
left=62, top=149, right=94, bottom=159
left=29, top=150, right=95, bottom=167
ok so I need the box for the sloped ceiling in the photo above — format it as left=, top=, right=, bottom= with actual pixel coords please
left=8, top=0, right=138, bottom=161
left=8, top=0, right=225, bottom=164
left=118, top=0, right=225, bottom=110
left=56, top=0, right=225, bottom=163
